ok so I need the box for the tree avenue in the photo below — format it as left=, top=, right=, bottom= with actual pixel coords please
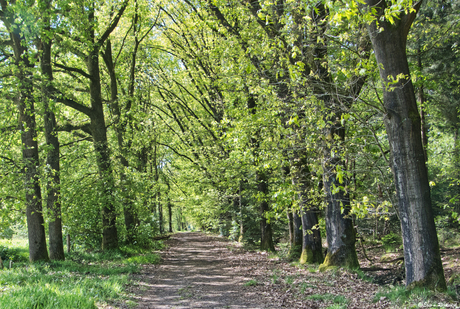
left=0, top=0, right=458, bottom=293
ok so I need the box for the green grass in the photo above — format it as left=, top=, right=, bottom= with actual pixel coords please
left=0, top=238, right=30, bottom=263
left=306, top=293, right=348, bottom=304
left=306, top=293, right=349, bottom=309
left=285, top=275, right=294, bottom=285
left=0, top=241, right=162, bottom=309
left=123, top=253, right=161, bottom=264
left=299, top=281, right=316, bottom=293
left=373, top=286, right=415, bottom=304
left=0, top=263, right=131, bottom=308
left=307, top=265, right=318, bottom=273
left=372, top=285, right=457, bottom=307
left=270, top=269, right=280, bottom=284
left=353, top=268, right=374, bottom=283
left=244, top=279, right=258, bottom=286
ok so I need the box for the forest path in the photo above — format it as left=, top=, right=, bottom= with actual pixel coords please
left=132, top=232, right=275, bottom=309
left=129, top=233, right=458, bottom=309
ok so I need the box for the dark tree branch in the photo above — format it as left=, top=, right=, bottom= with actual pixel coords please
left=60, top=136, right=92, bottom=147
left=56, top=122, right=92, bottom=135
left=96, top=0, right=130, bottom=50
left=156, top=141, right=195, bottom=164
left=54, top=62, right=91, bottom=79
left=0, top=155, right=20, bottom=169
left=51, top=87, right=93, bottom=116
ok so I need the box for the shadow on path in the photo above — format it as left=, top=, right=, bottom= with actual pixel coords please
left=134, top=232, right=273, bottom=309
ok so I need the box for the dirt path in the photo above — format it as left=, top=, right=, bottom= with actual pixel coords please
left=132, top=232, right=274, bottom=308
left=129, top=232, right=457, bottom=309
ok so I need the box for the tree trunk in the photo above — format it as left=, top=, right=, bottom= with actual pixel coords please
left=257, top=171, right=276, bottom=252
left=4, top=10, right=50, bottom=261
left=365, top=0, right=446, bottom=290
left=239, top=181, right=244, bottom=242
left=87, top=47, right=118, bottom=250
left=417, top=46, right=428, bottom=162
left=300, top=208, right=323, bottom=264
left=168, top=198, right=173, bottom=233
left=293, top=211, right=302, bottom=247
left=42, top=3, right=128, bottom=250
left=291, top=149, right=324, bottom=264
left=302, top=2, right=359, bottom=270
left=287, top=207, right=294, bottom=248
left=291, top=210, right=304, bottom=257
left=41, top=34, right=65, bottom=261
left=102, top=37, right=139, bottom=243
left=19, top=83, right=49, bottom=262
left=321, top=132, right=358, bottom=269
left=67, top=234, right=71, bottom=253
left=158, top=191, right=164, bottom=234
left=454, top=129, right=460, bottom=219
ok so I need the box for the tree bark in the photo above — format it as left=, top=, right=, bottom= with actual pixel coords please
left=290, top=149, right=323, bottom=264
left=320, top=122, right=359, bottom=269
left=300, top=208, right=323, bottom=264
left=239, top=181, right=244, bottom=242
left=67, top=234, right=71, bottom=253
left=41, top=33, right=65, bottom=261
left=19, top=75, right=49, bottom=262
left=84, top=3, right=130, bottom=249
left=257, top=171, right=276, bottom=252
left=299, top=2, right=360, bottom=270
left=1, top=2, right=50, bottom=262
left=284, top=165, right=302, bottom=257
left=51, top=2, right=128, bottom=250
left=417, top=46, right=428, bottom=162
left=158, top=191, right=164, bottom=234
left=286, top=207, right=295, bottom=249
left=365, top=0, right=446, bottom=290
left=87, top=43, right=118, bottom=249
left=168, top=198, right=173, bottom=233
left=102, top=39, right=138, bottom=243
left=244, top=92, right=275, bottom=251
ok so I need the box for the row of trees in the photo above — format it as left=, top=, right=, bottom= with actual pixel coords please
left=0, top=0, right=458, bottom=291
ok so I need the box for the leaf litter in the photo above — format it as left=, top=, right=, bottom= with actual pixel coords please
left=119, top=233, right=459, bottom=309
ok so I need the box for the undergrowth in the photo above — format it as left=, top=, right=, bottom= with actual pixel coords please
left=0, top=241, right=163, bottom=309
left=373, top=285, right=458, bottom=308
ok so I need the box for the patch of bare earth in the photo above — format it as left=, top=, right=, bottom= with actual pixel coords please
left=128, top=232, right=394, bottom=308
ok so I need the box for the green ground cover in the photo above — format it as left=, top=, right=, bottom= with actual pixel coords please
left=0, top=238, right=162, bottom=309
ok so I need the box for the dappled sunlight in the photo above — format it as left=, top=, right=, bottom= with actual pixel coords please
left=132, top=232, right=271, bottom=308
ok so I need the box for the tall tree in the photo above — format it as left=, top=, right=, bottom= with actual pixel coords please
left=0, top=0, right=49, bottom=261
left=52, top=0, right=129, bottom=249
left=364, top=0, right=446, bottom=289
left=40, top=1, right=65, bottom=260
left=308, top=2, right=364, bottom=270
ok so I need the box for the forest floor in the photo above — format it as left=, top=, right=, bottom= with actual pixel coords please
left=121, top=232, right=459, bottom=309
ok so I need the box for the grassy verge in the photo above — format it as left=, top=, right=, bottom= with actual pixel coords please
left=0, top=239, right=162, bottom=309
left=373, top=285, right=458, bottom=308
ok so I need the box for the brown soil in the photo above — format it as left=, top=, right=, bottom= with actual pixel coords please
left=125, top=232, right=459, bottom=309
left=131, top=232, right=273, bottom=308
